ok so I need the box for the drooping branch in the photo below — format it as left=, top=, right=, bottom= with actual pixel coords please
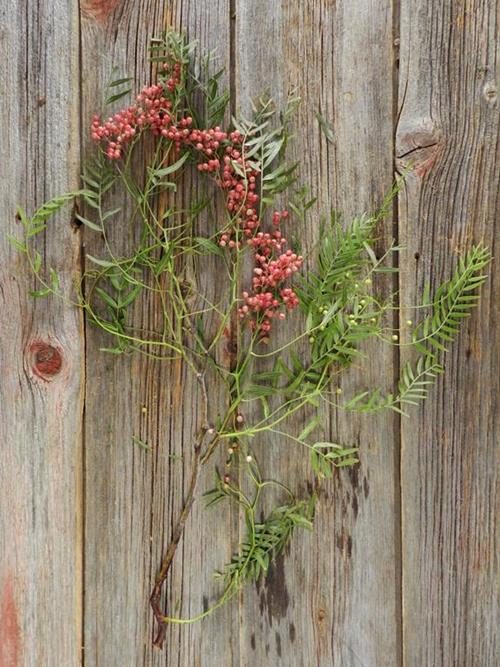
left=150, top=370, right=210, bottom=649
left=150, top=434, right=203, bottom=649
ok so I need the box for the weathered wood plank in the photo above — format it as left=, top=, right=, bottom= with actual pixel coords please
left=326, top=3, right=401, bottom=662
left=80, top=2, right=234, bottom=665
left=0, top=2, right=84, bottom=665
left=397, top=1, right=499, bottom=664
left=235, top=1, right=400, bottom=665
left=1, top=2, right=496, bottom=665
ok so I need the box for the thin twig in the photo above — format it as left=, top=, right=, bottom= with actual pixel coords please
left=150, top=372, right=209, bottom=649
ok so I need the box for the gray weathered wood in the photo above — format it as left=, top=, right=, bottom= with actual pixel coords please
left=1, top=1, right=498, bottom=664
left=397, top=1, right=499, bottom=665
left=235, top=1, right=400, bottom=665
left=0, top=2, right=84, bottom=666
left=80, top=2, right=234, bottom=665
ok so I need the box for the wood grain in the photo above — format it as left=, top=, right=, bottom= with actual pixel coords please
left=80, top=2, right=234, bottom=665
left=0, top=2, right=84, bottom=665
left=1, top=0, right=498, bottom=664
left=235, top=1, right=400, bottom=665
left=397, top=0, right=499, bottom=664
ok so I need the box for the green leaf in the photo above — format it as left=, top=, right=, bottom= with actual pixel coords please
left=95, top=287, right=119, bottom=310
left=108, top=77, right=134, bottom=88
left=132, top=435, right=152, bottom=451
left=30, top=288, right=51, bottom=298
left=86, top=254, right=116, bottom=269
left=75, top=213, right=102, bottom=232
left=49, top=268, right=60, bottom=289
left=102, top=208, right=122, bottom=221
left=412, top=246, right=491, bottom=358
left=262, top=137, right=285, bottom=168
left=316, top=111, right=334, bottom=143
left=242, top=384, right=277, bottom=399
left=33, top=252, right=42, bottom=273
left=194, top=237, right=224, bottom=257
left=16, top=206, right=30, bottom=226
left=311, top=442, right=359, bottom=477
left=8, top=235, right=27, bottom=253
left=118, top=285, right=142, bottom=309
left=26, top=224, right=47, bottom=238
left=31, top=191, right=88, bottom=224
left=298, top=416, right=321, bottom=442
left=105, top=89, right=132, bottom=105
left=155, top=152, right=189, bottom=177
left=99, top=346, right=125, bottom=355
left=335, top=458, right=360, bottom=467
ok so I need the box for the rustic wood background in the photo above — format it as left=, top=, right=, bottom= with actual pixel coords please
left=0, top=1, right=498, bottom=665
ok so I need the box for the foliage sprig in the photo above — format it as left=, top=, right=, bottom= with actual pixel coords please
left=12, top=30, right=491, bottom=650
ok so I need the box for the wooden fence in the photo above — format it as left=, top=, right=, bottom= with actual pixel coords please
left=0, top=1, right=498, bottom=665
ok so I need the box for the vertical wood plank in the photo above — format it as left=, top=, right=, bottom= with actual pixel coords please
left=235, top=1, right=400, bottom=665
left=327, top=3, right=400, bottom=662
left=0, top=2, right=84, bottom=665
left=80, top=2, right=234, bottom=664
left=397, top=0, right=499, bottom=664
left=2, top=2, right=494, bottom=664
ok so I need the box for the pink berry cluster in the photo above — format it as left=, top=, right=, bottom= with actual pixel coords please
left=91, top=83, right=177, bottom=159
left=188, top=128, right=302, bottom=334
left=161, top=60, right=182, bottom=92
left=91, top=62, right=302, bottom=337
left=91, top=57, right=184, bottom=159
left=216, top=134, right=260, bottom=247
left=239, top=226, right=302, bottom=335
left=186, top=124, right=303, bottom=334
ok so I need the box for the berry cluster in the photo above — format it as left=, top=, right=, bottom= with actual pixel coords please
left=195, top=132, right=302, bottom=334
left=91, top=82, right=178, bottom=159
left=239, top=227, right=302, bottom=335
left=188, top=124, right=302, bottom=334
left=91, top=65, right=302, bottom=336
left=161, top=60, right=182, bottom=92
left=217, top=133, right=260, bottom=244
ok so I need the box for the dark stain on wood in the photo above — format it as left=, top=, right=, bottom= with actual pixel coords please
left=275, top=632, right=282, bottom=657
left=29, top=341, right=63, bottom=380
left=0, top=576, right=21, bottom=667
left=351, top=493, right=359, bottom=518
left=225, top=339, right=237, bottom=358
left=348, top=464, right=360, bottom=490
left=336, top=532, right=353, bottom=558
left=250, top=633, right=255, bottom=650
left=289, top=622, right=296, bottom=643
left=258, top=552, right=290, bottom=624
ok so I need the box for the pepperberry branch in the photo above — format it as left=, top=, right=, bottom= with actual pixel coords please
left=12, top=29, right=491, bottom=652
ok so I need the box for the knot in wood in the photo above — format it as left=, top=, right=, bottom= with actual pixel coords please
left=483, top=81, right=497, bottom=104
left=396, top=118, right=443, bottom=177
left=30, top=341, right=63, bottom=380
left=81, top=0, right=121, bottom=23
left=225, top=339, right=237, bottom=356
